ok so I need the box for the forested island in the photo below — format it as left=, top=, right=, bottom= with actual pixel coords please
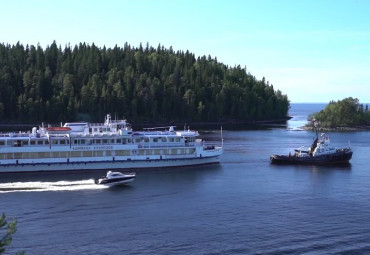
left=0, top=42, right=289, bottom=125
left=307, top=97, right=370, bottom=130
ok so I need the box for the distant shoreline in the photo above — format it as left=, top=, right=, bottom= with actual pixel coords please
left=0, top=117, right=292, bottom=130
left=302, top=125, right=370, bottom=131
left=125, top=117, right=292, bottom=129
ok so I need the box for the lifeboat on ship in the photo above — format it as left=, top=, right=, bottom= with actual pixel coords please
left=45, top=126, right=72, bottom=134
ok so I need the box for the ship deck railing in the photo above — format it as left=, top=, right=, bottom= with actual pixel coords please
left=0, top=132, right=32, bottom=138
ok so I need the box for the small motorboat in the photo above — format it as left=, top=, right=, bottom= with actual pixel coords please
left=94, top=171, right=136, bottom=186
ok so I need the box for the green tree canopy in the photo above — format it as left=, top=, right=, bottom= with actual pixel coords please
left=0, top=42, right=290, bottom=124
left=308, top=97, right=370, bottom=128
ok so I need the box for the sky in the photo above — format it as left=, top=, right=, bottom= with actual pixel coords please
left=1, top=0, right=370, bottom=103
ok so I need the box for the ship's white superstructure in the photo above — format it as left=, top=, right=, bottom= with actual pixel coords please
left=0, top=115, right=223, bottom=173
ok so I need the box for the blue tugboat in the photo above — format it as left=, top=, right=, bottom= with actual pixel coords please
left=270, top=121, right=353, bottom=165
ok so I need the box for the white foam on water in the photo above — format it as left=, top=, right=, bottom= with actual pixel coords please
left=0, top=179, right=108, bottom=193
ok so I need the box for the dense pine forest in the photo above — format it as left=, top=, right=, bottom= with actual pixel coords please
left=0, top=41, right=289, bottom=124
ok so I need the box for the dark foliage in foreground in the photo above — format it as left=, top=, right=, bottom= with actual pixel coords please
left=0, top=213, right=24, bottom=255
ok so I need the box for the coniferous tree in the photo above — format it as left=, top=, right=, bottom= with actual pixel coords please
left=0, top=42, right=289, bottom=124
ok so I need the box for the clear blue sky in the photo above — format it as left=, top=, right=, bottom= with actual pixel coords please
left=1, top=0, right=370, bottom=103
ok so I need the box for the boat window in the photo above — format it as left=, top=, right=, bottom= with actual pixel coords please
left=45, top=140, right=50, bottom=144
left=83, top=151, right=93, bottom=157
left=95, top=139, right=101, bottom=144
left=95, top=151, right=103, bottom=157
left=102, top=139, right=108, bottom=144
left=38, top=140, right=44, bottom=145
left=115, top=150, right=130, bottom=156
left=81, top=140, right=86, bottom=144
left=0, top=141, right=4, bottom=146
left=169, top=138, right=174, bottom=142
left=24, top=152, right=31, bottom=158
left=60, top=140, right=66, bottom=145
left=30, top=140, right=36, bottom=145
left=39, top=152, right=50, bottom=158
left=21, top=152, right=30, bottom=159
left=116, top=139, right=121, bottom=143
left=161, top=137, right=167, bottom=142
left=60, top=151, right=68, bottom=157
left=111, top=139, right=115, bottom=144
left=135, top=138, right=141, bottom=143
left=153, top=138, right=158, bottom=142
left=175, top=138, right=180, bottom=142
left=22, top=140, right=29, bottom=146
left=52, top=140, right=58, bottom=145
left=144, top=138, right=149, bottom=143
left=71, top=151, right=81, bottom=157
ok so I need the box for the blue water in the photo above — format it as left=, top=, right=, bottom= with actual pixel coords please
left=2, top=103, right=370, bottom=254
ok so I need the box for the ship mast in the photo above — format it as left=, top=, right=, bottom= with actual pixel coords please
left=313, top=119, right=319, bottom=139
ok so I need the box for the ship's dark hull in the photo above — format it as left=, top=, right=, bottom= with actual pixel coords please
left=270, top=149, right=353, bottom=165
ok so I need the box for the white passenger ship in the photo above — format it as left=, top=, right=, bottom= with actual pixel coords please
left=0, top=115, right=223, bottom=173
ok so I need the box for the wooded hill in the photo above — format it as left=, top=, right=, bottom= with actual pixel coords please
left=0, top=41, right=289, bottom=124
left=308, top=97, right=370, bottom=128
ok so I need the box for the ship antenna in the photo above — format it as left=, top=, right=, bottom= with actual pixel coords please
left=221, top=126, right=224, bottom=147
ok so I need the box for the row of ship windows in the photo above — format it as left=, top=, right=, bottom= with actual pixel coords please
left=0, top=137, right=189, bottom=147
left=0, top=148, right=196, bottom=159
left=90, top=127, right=112, bottom=132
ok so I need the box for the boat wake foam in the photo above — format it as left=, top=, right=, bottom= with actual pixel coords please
left=0, top=179, right=108, bottom=193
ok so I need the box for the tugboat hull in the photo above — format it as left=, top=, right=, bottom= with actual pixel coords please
left=270, top=149, right=353, bottom=165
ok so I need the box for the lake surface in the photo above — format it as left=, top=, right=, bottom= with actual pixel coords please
left=2, top=103, right=370, bottom=254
